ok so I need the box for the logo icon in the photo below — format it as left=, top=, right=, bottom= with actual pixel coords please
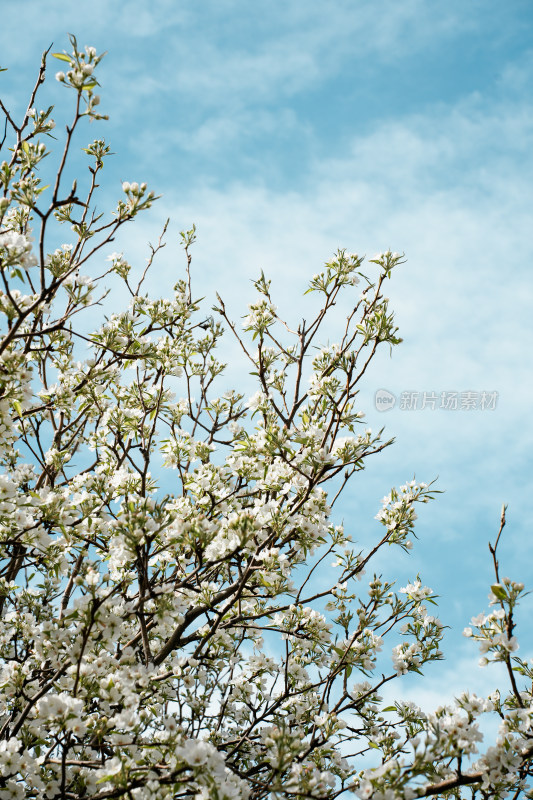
left=375, top=389, right=396, bottom=411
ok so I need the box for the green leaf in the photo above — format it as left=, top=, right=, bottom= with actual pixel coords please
left=12, top=399, right=22, bottom=416
left=382, top=706, right=397, bottom=713
left=52, top=53, right=72, bottom=63
left=491, top=583, right=507, bottom=601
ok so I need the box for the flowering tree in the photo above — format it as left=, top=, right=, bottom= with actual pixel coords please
left=0, top=35, right=531, bottom=800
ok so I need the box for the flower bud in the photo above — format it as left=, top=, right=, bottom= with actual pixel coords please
left=122, top=182, right=131, bottom=192
left=55, top=71, right=65, bottom=82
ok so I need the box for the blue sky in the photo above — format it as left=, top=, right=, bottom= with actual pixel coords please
left=2, top=0, right=533, bottom=708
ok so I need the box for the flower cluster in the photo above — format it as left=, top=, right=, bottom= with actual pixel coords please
left=0, top=227, right=37, bottom=271
left=463, top=576, right=524, bottom=665
left=375, top=481, right=432, bottom=550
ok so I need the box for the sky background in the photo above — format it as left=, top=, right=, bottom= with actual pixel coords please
left=2, top=0, right=533, bottom=711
